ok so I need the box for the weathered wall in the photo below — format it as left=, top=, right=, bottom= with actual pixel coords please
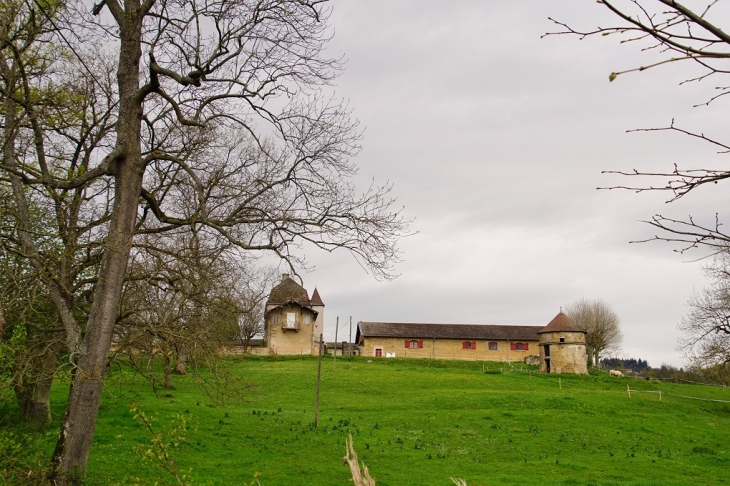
left=266, top=304, right=319, bottom=355
left=361, top=337, right=536, bottom=362
left=311, top=304, right=324, bottom=351
left=538, top=331, right=588, bottom=375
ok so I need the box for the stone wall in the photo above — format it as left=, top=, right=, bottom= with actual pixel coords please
left=266, top=303, right=319, bottom=355
left=361, top=337, right=536, bottom=362
left=538, top=331, right=588, bottom=375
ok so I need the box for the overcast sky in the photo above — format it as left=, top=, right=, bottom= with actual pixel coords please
left=285, top=1, right=730, bottom=367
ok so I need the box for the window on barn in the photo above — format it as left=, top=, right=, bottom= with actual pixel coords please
left=375, top=348, right=383, bottom=357
left=513, top=342, right=527, bottom=351
left=409, top=340, right=418, bottom=349
left=488, top=342, right=498, bottom=351
left=462, top=341, right=476, bottom=349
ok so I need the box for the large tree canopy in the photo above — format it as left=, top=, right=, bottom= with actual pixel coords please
left=1, top=0, right=409, bottom=480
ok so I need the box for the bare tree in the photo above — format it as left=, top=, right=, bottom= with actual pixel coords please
left=680, top=252, right=730, bottom=374
left=232, top=266, right=278, bottom=352
left=565, top=298, right=623, bottom=366
left=114, top=230, right=244, bottom=388
left=1, top=0, right=409, bottom=480
left=546, top=1, right=730, bottom=253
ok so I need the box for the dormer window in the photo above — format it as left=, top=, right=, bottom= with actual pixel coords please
left=303, top=315, right=311, bottom=324
left=272, top=314, right=280, bottom=324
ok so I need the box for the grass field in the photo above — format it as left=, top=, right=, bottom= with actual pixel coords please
left=4, top=355, right=730, bottom=485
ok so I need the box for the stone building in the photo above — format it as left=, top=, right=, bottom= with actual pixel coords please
left=537, top=312, right=588, bottom=375
left=356, top=322, right=542, bottom=361
left=264, top=274, right=324, bottom=355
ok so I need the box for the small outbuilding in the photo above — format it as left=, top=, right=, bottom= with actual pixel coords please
left=537, top=312, right=588, bottom=375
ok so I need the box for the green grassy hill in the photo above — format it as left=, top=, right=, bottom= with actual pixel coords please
left=7, top=356, right=730, bottom=485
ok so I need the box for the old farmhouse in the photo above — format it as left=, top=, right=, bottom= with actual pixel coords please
left=356, top=322, right=542, bottom=362
left=264, top=274, right=324, bottom=355
left=261, top=275, right=588, bottom=374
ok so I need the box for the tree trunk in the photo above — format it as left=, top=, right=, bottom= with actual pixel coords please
left=146, top=354, right=154, bottom=372
left=28, top=344, right=60, bottom=425
left=50, top=4, right=145, bottom=481
left=163, top=355, right=173, bottom=389
left=13, top=340, right=59, bottom=424
left=173, top=347, right=187, bottom=375
left=14, top=383, right=33, bottom=421
left=0, top=307, right=5, bottom=344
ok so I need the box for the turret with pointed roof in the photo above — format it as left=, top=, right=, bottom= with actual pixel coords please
left=538, top=311, right=588, bottom=375
left=310, top=288, right=324, bottom=307
left=264, top=274, right=324, bottom=356
left=538, top=312, right=585, bottom=334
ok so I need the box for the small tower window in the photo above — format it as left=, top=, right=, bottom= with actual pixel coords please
left=559, top=337, right=565, bottom=343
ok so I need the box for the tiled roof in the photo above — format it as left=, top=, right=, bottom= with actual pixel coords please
left=266, top=277, right=311, bottom=307
left=310, top=288, right=324, bottom=306
left=537, top=312, right=585, bottom=334
left=357, top=322, right=541, bottom=341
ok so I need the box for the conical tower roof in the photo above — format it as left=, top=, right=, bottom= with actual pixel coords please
left=537, top=312, right=585, bottom=334
left=266, top=276, right=311, bottom=307
left=310, top=288, right=324, bottom=306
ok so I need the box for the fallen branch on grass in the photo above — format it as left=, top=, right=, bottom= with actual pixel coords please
left=344, top=434, right=375, bottom=486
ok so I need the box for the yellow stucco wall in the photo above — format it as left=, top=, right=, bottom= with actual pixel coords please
left=538, top=331, right=588, bottom=375
left=266, top=304, right=320, bottom=355
left=361, top=337, right=537, bottom=362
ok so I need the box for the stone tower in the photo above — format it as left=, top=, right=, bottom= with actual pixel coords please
left=537, top=311, right=588, bottom=375
left=264, top=274, right=324, bottom=355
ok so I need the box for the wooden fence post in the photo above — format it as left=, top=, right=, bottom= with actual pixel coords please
left=333, top=317, right=339, bottom=373
left=314, top=333, right=323, bottom=428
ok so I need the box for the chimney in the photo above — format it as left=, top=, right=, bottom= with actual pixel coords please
left=282, top=273, right=290, bottom=281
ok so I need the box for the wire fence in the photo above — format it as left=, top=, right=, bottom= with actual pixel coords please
left=626, top=385, right=730, bottom=403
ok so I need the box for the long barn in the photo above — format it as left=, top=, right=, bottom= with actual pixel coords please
left=355, top=322, right=542, bottom=361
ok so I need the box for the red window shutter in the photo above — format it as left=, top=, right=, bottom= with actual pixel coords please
left=462, top=341, right=467, bottom=349
left=405, top=340, right=409, bottom=348
left=524, top=343, right=529, bottom=351
left=472, top=341, right=476, bottom=349
left=418, top=340, right=423, bottom=348
left=510, top=342, right=515, bottom=351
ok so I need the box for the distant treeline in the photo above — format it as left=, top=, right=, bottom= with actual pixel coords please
left=599, top=358, right=650, bottom=372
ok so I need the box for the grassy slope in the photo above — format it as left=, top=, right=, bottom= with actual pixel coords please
left=16, top=356, right=730, bottom=485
